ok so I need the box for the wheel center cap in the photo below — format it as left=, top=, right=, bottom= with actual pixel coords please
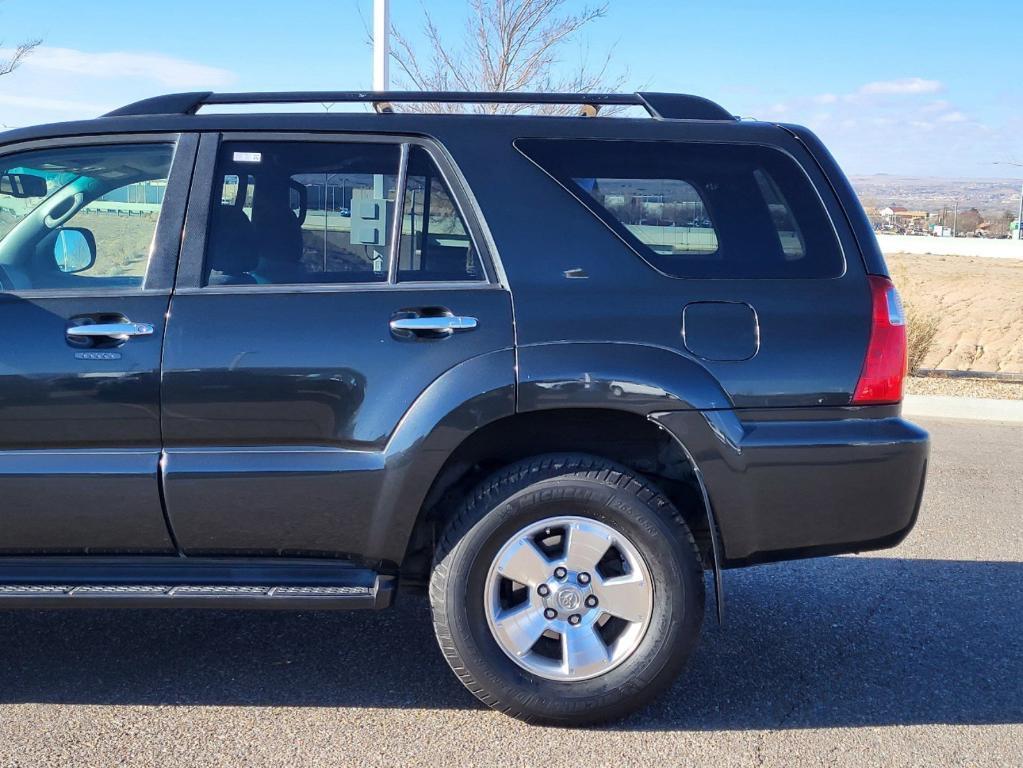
left=555, top=586, right=582, bottom=612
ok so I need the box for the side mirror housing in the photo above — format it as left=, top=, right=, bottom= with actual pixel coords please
left=53, top=228, right=97, bottom=274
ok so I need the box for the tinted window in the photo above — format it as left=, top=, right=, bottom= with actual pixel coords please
left=517, top=139, right=843, bottom=279
left=0, top=144, right=173, bottom=291
left=204, top=142, right=482, bottom=286
left=206, top=142, right=400, bottom=286
left=398, top=147, right=482, bottom=282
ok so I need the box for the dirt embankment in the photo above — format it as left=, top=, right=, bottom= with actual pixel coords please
left=888, top=253, right=1023, bottom=373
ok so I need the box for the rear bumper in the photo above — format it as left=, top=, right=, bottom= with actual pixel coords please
left=652, top=409, right=929, bottom=566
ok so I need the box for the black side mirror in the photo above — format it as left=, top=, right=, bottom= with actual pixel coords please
left=53, top=228, right=98, bottom=273
left=0, top=172, right=48, bottom=199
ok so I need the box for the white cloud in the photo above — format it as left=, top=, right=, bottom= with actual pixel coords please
left=922, top=99, right=952, bottom=113
left=0, top=46, right=237, bottom=128
left=744, top=78, right=1018, bottom=176
left=4, top=46, right=236, bottom=88
left=856, top=77, right=943, bottom=96
left=0, top=94, right=109, bottom=114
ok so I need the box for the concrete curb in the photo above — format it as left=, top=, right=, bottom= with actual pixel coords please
left=903, top=394, right=1023, bottom=423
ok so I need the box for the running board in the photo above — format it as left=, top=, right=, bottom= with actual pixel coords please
left=0, top=557, right=394, bottom=610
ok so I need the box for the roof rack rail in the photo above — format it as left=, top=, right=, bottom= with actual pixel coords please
left=103, top=91, right=735, bottom=121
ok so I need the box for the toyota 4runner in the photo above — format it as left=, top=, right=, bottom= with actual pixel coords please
left=0, top=90, right=929, bottom=725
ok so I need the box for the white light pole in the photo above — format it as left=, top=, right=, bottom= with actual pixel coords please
left=371, top=0, right=391, bottom=273
left=373, top=0, right=390, bottom=92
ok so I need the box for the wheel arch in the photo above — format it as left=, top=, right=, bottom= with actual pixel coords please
left=373, top=341, right=729, bottom=620
left=365, top=348, right=516, bottom=566
left=399, top=406, right=724, bottom=619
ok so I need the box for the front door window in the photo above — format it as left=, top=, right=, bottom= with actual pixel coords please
left=0, top=144, right=174, bottom=291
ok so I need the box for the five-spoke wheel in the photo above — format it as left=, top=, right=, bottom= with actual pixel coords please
left=430, top=454, right=705, bottom=725
left=485, top=516, right=653, bottom=680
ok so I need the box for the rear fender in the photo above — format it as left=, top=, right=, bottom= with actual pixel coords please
left=518, top=341, right=732, bottom=621
left=367, top=349, right=516, bottom=563
left=517, top=342, right=733, bottom=413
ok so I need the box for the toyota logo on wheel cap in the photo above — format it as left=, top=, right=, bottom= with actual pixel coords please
left=556, top=587, right=582, bottom=611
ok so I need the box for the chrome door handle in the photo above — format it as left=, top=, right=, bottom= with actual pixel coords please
left=389, top=316, right=478, bottom=333
left=67, top=322, right=155, bottom=338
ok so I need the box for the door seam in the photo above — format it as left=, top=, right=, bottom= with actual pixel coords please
left=157, top=132, right=201, bottom=556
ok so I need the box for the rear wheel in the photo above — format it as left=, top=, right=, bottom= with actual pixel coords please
left=429, top=453, right=704, bottom=725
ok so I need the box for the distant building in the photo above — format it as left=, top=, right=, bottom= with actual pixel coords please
left=879, top=204, right=930, bottom=232
left=878, top=205, right=907, bottom=218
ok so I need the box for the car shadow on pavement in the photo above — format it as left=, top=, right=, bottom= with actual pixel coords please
left=0, top=556, right=1019, bottom=730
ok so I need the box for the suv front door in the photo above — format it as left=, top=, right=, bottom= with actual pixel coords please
left=0, top=135, right=196, bottom=553
left=160, top=134, right=514, bottom=557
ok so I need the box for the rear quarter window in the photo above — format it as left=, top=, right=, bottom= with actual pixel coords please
left=515, top=138, right=844, bottom=279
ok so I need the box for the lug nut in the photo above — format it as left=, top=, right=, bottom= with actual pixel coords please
left=554, top=567, right=567, bottom=580
left=544, top=608, right=558, bottom=620
left=568, top=614, right=582, bottom=626
left=578, top=572, right=591, bottom=585
left=537, top=584, right=550, bottom=597
left=585, top=595, right=598, bottom=608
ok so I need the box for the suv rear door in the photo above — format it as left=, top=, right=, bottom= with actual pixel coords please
left=160, top=133, right=513, bottom=557
left=0, top=134, right=196, bottom=553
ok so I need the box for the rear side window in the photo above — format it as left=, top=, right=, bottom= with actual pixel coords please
left=204, top=141, right=482, bottom=287
left=398, top=147, right=483, bottom=282
left=516, top=139, right=843, bottom=279
left=207, top=142, right=400, bottom=286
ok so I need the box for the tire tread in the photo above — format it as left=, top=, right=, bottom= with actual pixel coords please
left=429, top=452, right=702, bottom=725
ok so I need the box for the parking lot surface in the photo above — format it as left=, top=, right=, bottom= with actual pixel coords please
left=0, top=417, right=1019, bottom=767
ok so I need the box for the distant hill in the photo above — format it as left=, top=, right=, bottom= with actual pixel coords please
left=850, top=175, right=1023, bottom=217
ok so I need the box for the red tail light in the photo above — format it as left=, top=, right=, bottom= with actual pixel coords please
left=852, top=275, right=907, bottom=404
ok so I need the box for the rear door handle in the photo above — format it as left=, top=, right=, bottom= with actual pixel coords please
left=67, top=322, right=155, bottom=339
left=389, top=316, right=478, bottom=333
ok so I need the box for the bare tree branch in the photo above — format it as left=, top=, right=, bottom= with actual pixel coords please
left=0, top=38, right=40, bottom=77
left=0, top=0, right=40, bottom=79
left=378, top=0, right=628, bottom=115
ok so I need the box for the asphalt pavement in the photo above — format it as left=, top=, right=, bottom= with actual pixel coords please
left=0, top=416, right=1019, bottom=767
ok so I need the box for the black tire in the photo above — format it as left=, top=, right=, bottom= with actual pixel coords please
left=429, top=453, right=704, bottom=725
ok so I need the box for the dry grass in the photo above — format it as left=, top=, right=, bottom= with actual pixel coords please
left=887, top=253, right=1023, bottom=373
left=890, top=260, right=942, bottom=373
left=0, top=211, right=156, bottom=277
left=905, top=303, right=941, bottom=374
left=77, top=212, right=157, bottom=277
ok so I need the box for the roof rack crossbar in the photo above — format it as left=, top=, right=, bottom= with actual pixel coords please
left=103, top=90, right=735, bottom=121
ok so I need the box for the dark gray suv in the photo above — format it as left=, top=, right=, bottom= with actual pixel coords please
left=0, top=90, right=928, bottom=724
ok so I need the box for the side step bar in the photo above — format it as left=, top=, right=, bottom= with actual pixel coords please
left=0, top=557, right=394, bottom=611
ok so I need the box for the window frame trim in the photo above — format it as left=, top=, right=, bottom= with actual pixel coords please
left=177, top=131, right=498, bottom=293
left=513, top=136, right=848, bottom=281
left=0, top=132, right=196, bottom=298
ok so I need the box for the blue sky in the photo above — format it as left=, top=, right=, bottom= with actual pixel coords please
left=1, top=0, right=1020, bottom=178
